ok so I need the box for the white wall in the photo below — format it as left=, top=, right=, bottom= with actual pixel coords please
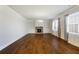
left=52, top=6, right=79, bottom=39
left=0, top=6, right=34, bottom=50
left=26, top=20, right=35, bottom=33
left=35, top=20, right=52, bottom=33
left=52, top=6, right=79, bottom=47
left=0, top=6, right=52, bottom=51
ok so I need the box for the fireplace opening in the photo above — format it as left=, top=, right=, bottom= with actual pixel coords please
left=37, top=29, right=42, bottom=32
left=35, top=27, right=43, bottom=33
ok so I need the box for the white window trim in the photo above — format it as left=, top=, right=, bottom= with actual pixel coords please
left=66, top=12, right=79, bottom=34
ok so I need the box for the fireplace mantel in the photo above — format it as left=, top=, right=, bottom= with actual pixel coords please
left=35, top=27, right=43, bottom=33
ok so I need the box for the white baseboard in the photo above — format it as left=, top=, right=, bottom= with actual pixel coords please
left=0, top=33, right=28, bottom=51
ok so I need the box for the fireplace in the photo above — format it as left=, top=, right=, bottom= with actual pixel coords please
left=35, top=27, right=43, bottom=33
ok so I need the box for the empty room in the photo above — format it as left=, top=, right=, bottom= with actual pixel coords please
left=0, top=5, right=79, bottom=54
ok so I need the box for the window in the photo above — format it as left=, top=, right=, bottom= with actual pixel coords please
left=66, top=12, right=79, bottom=34
left=52, top=19, right=58, bottom=32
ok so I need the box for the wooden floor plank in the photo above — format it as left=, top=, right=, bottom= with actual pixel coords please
left=0, top=33, right=79, bottom=54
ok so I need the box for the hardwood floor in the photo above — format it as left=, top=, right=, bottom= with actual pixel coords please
left=0, top=33, right=79, bottom=54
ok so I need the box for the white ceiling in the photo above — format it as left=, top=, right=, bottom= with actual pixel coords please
left=9, top=5, right=73, bottom=20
